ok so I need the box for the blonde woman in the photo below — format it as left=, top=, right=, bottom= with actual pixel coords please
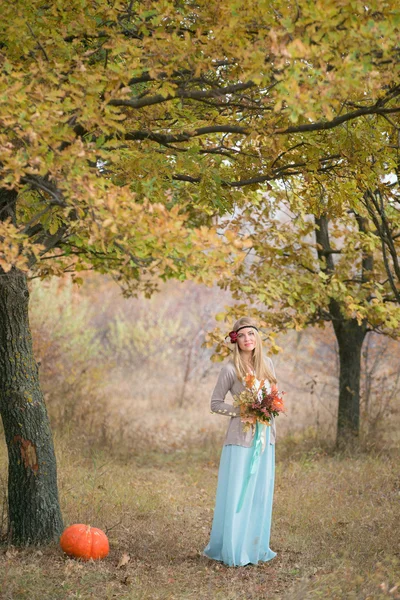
left=203, top=317, right=277, bottom=566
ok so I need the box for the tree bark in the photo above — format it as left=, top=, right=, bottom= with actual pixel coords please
left=0, top=188, right=63, bottom=544
left=331, top=314, right=367, bottom=446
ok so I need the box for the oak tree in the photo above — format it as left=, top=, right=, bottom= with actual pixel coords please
left=209, top=165, right=400, bottom=445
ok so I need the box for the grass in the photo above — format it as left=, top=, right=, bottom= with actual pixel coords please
left=1, top=432, right=400, bottom=600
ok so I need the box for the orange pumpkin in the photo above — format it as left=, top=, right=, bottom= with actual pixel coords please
left=60, top=524, right=109, bottom=561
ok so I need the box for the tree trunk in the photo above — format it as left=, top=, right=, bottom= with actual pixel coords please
left=0, top=266, right=63, bottom=543
left=331, top=316, right=367, bottom=447
left=315, top=214, right=370, bottom=447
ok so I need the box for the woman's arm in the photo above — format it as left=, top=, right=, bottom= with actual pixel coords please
left=210, top=365, right=241, bottom=417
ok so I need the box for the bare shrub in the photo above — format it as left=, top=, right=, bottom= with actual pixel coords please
left=28, top=276, right=229, bottom=451
left=29, top=278, right=111, bottom=440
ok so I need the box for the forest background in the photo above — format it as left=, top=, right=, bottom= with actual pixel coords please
left=20, top=275, right=400, bottom=455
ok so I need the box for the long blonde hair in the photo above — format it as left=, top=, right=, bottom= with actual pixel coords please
left=232, top=317, right=277, bottom=384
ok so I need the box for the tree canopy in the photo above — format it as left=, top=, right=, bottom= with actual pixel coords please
left=1, top=0, right=400, bottom=290
left=209, top=187, right=400, bottom=349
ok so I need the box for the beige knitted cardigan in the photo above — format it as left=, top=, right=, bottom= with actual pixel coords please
left=210, top=358, right=277, bottom=447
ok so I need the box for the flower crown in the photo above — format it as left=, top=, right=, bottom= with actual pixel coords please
left=227, top=325, right=258, bottom=344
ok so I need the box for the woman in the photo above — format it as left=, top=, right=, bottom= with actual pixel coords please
left=203, top=316, right=277, bottom=567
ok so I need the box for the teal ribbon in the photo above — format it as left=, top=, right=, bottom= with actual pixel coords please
left=236, top=422, right=264, bottom=513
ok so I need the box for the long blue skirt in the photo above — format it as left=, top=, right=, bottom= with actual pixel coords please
left=203, top=424, right=276, bottom=567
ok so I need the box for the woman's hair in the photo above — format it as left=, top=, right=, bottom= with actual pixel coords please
left=231, top=317, right=277, bottom=384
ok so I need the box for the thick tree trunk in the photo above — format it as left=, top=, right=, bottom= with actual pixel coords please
left=0, top=229, right=63, bottom=542
left=332, top=316, right=367, bottom=446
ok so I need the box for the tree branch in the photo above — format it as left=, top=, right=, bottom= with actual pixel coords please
left=125, top=125, right=248, bottom=144
left=276, top=103, right=400, bottom=135
left=108, top=81, right=256, bottom=110
left=362, top=188, right=400, bottom=302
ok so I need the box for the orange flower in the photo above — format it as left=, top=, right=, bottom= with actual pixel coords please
left=271, top=397, right=285, bottom=412
left=244, top=373, right=256, bottom=389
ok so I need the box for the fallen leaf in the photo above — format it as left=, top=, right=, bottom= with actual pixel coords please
left=117, top=553, right=131, bottom=568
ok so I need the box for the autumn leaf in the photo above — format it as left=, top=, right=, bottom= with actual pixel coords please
left=117, top=553, right=131, bottom=568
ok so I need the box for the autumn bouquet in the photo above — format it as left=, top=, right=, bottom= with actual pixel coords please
left=234, top=373, right=285, bottom=432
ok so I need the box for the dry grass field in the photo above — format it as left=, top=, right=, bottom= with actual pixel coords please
left=1, top=431, right=399, bottom=600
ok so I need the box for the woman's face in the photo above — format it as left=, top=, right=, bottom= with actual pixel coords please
left=236, top=327, right=257, bottom=354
